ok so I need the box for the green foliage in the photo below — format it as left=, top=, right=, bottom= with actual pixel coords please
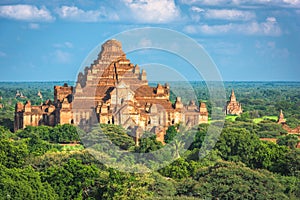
left=135, top=132, right=163, bottom=153
left=100, top=168, right=154, bottom=200
left=51, top=124, right=80, bottom=143
left=17, top=124, right=80, bottom=143
left=149, top=172, right=177, bottom=197
left=277, top=174, right=300, bottom=199
left=178, top=161, right=289, bottom=199
left=235, top=111, right=252, bottom=122
left=41, top=158, right=99, bottom=200
left=253, top=141, right=289, bottom=170
left=216, top=127, right=260, bottom=165
left=164, top=125, right=177, bottom=143
left=215, top=127, right=291, bottom=172
left=26, top=134, right=61, bottom=155
left=274, top=149, right=300, bottom=176
left=253, top=115, right=278, bottom=123
left=0, top=126, right=12, bottom=139
left=0, top=164, right=58, bottom=200
left=159, top=158, right=191, bottom=180
left=256, top=121, right=288, bottom=138
left=82, top=124, right=135, bottom=151
left=100, top=124, right=135, bottom=150
left=286, top=116, right=300, bottom=129
left=189, top=124, right=208, bottom=150
left=277, top=134, right=299, bottom=149
left=0, top=139, right=29, bottom=168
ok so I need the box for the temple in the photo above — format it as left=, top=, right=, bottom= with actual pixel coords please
left=277, top=110, right=300, bottom=135
left=14, top=39, right=208, bottom=143
left=225, top=89, right=243, bottom=115
left=277, top=109, right=286, bottom=124
left=14, top=83, right=73, bottom=131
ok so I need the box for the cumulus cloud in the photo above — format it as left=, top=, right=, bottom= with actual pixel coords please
left=180, top=0, right=300, bottom=7
left=0, top=4, right=54, bottom=21
left=184, top=17, right=282, bottom=36
left=123, top=0, right=181, bottom=23
left=55, top=6, right=119, bottom=22
left=205, top=9, right=256, bottom=21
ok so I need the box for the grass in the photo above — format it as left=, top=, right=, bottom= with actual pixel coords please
left=208, top=115, right=238, bottom=124
left=60, top=144, right=84, bottom=151
left=253, top=116, right=278, bottom=123
left=225, top=115, right=239, bottom=122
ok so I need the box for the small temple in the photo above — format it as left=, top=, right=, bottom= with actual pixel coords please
left=277, top=110, right=300, bottom=134
left=277, top=109, right=286, bottom=124
left=225, top=89, right=243, bottom=115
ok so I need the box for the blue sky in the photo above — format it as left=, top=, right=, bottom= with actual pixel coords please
left=0, top=0, right=299, bottom=81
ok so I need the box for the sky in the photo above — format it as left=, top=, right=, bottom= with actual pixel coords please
left=0, top=0, right=299, bottom=82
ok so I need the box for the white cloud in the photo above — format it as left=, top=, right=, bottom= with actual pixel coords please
left=0, top=4, right=54, bottom=21
left=28, top=23, right=39, bottom=29
left=283, top=0, right=300, bottom=5
left=266, top=16, right=276, bottom=22
left=123, top=0, right=181, bottom=23
left=191, top=6, right=205, bottom=12
left=180, top=0, right=231, bottom=6
left=55, top=6, right=118, bottom=22
left=180, top=0, right=300, bottom=7
left=184, top=17, right=282, bottom=36
left=56, top=6, right=98, bottom=22
left=205, top=9, right=256, bottom=21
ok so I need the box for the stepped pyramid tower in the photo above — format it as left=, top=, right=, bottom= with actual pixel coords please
left=15, top=39, right=209, bottom=143
left=225, top=89, right=243, bottom=115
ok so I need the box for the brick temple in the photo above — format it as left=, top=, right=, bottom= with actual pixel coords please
left=225, top=89, right=243, bottom=115
left=14, top=39, right=208, bottom=143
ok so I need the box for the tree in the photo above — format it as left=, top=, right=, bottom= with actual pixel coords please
left=100, top=168, right=153, bottom=200
left=17, top=125, right=51, bottom=141
left=215, top=127, right=260, bottom=166
left=0, top=126, right=12, bottom=139
left=149, top=172, right=177, bottom=198
left=159, top=158, right=191, bottom=180
left=135, top=132, right=163, bottom=153
left=0, top=164, right=58, bottom=200
left=82, top=124, right=135, bottom=150
left=277, top=134, right=299, bottom=149
left=273, top=149, right=300, bottom=176
left=164, top=126, right=177, bottom=143
left=179, top=161, right=289, bottom=199
left=189, top=124, right=208, bottom=150
left=0, top=139, right=29, bottom=168
left=51, top=124, right=80, bottom=143
left=41, top=158, right=99, bottom=200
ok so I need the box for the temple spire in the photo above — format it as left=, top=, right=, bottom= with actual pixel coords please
left=230, top=89, right=236, bottom=102
left=277, top=109, right=286, bottom=124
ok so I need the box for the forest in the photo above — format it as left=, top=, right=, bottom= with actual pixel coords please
left=0, top=81, right=299, bottom=199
